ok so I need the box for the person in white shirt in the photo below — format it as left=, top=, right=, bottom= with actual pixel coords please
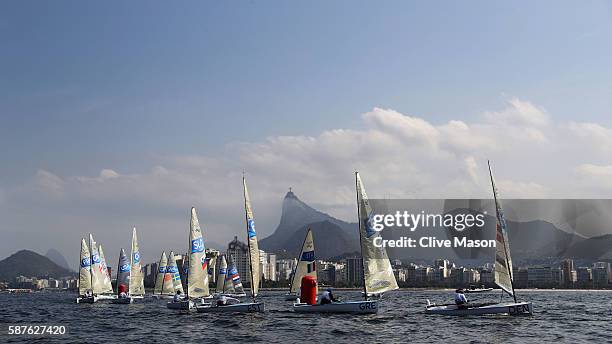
left=217, top=295, right=228, bottom=306
left=320, top=288, right=338, bottom=305
left=173, top=290, right=183, bottom=302
left=454, top=289, right=468, bottom=308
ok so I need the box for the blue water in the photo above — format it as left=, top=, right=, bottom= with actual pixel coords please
left=0, top=290, right=611, bottom=343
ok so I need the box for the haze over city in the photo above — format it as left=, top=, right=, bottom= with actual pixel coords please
left=2, top=1, right=612, bottom=268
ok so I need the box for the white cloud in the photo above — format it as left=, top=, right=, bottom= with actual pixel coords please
left=3, top=97, right=612, bottom=266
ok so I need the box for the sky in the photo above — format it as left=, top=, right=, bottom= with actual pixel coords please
left=1, top=1, right=612, bottom=269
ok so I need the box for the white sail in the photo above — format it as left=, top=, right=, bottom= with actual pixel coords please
left=226, top=255, right=245, bottom=295
left=154, top=251, right=168, bottom=295
left=216, top=255, right=228, bottom=293
left=78, top=238, right=92, bottom=296
left=243, top=176, right=260, bottom=297
left=116, top=248, right=130, bottom=294
left=290, top=228, right=317, bottom=295
left=98, top=244, right=114, bottom=294
left=167, top=251, right=184, bottom=294
left=89, top=234, right=107, bottom=295
left=356, top=172, right=399, bottom=296
left=130, top=227, right=145, bottom=296
left=488, top=162, right=515, bottom=298
left=188, top=207, right=209, bottom=298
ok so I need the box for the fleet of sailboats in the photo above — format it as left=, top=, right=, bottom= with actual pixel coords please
left=75, top=168, right=533, bottom=317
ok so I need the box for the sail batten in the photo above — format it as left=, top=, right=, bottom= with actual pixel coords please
left=78, top=238, right=92, bottom=296
left=355, top=172, right=399, bottom=296
left=187, top=207, right=209, bottom=298
left=129, top=227, right=145, bottom=296
left=290, top=228, right=317, bottom=295
left=243, top=177, right=260, bottom=298
left=154, top=252, right=168, bottom=295
left=488, top=161, right=516, bottom=299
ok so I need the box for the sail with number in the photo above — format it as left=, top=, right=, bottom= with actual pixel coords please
left=130, top=227, right=145, bottom=296
left=154, top=252, right=168, bottom=295
left=89, top=234, right=107, bottom=295
left=356, top=172, right=399, bottom=296
left=488, top=161, right=515, bottom=299
left=226, top=255, right=244, bottom=295
left=216, top=255, right=228, bottom=293
left=78, top=238, right=92, bottom=296
left=98, top=244, right=114, bottom=294
left=167, top=251, right=184, bottom=294
left=188, top=207, right=209, bottom=298
left=290, top=228, right=317, bottom=295
left=116, top=248, right=130, bottom=294
left=242, top=176, right=260, bottom=298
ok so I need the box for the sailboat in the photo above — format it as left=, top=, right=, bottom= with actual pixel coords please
left=166, top=250, right=184, bottom=295
left=294, top=172, right=398, bottom=314
left=152, top=251, right=174, bottom=299
left=214, top=254, right=228, bottom=295
left=112, top=248, right=133, bottom=304
left=197, top=176, right=265, bottom=313
left=285, top=228, right=316, bottom=301
left=76, top=238, right=95, bottom=303
left=425, top=161, right=533, bottom=315
left=168, top=207, right=211, bottom=310
left=129, top=227, right=145, bottom=300
left=220, top=254, right=247, bottom=298
left=89, top=234, right=116, bottom=301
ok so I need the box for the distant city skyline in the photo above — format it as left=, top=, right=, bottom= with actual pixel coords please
left=2, top=2, right=612, bottom=270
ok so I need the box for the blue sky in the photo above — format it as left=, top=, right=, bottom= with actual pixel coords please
left=1, top=1, right=612, bottom=265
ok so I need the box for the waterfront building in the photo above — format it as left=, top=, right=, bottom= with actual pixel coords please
left=576, top=267, right=592, bottom=286
left=528, top=266, right=554, bottom=287
left=561, top=259, right=576, bottom=286
left=227, top=236, right=251, bottom=283
left=346, top=257, right=363, bottom=286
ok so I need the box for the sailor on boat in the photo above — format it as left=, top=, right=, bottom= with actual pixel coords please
left=173, top=290, right=183, bottom=302
left=454, top=289, right=468, bottom=308
left=217, top=295, right=228, bottom=306
left=320, top=288, right=339, bottom=305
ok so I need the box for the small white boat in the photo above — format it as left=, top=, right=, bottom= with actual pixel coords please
left=196, top=301, right=264, bottom=313
left=293, top=300, right=378, bottom=314
left=166, top=299, right=194, bottom=310
left=96, top=294, right=117, bottom=301
left=425, top=301, right=533, bottom=316
left=219, top=293, right=246, bottom=298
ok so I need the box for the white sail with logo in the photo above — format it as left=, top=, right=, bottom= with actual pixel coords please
left=167, top=251, right=184, bottom=294
left=356, top=172, right=399, bottom=296
left=130, top=227, right=145, bottom=296
left=290, top=228, right=317, bottom=295
left=216, top=255, right=228, bottom=293
left=89, top=234, right=107, bottom=295
left=188, top=207, right=209, bottom=298
left=226, top=254, right=245, bottom=295
left=488, top=162, right=515, bottom=299
left=98, top=244, right=114, bottom=294
left=154, top=251, right=168, bottom=295
left=161, top=253, right=175, bottom=296
left=242, top=176, right=260, bottom=298
left=116, top=248, right=130, bottom=294
left=78, top=238, right=92, bottom=296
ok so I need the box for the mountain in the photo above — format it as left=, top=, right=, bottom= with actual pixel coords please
left=259, top=191, right=359, bottom=259
left=0, top=250, right=75, bottom=281
left=562, top=234, right=612, bottom=260
left=45, top=248, right=71, bottom=270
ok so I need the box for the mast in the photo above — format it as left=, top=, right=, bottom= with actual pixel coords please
left=355, top=172, right=368, bottom=301
left=488, top=160, right=517, bottom=303
left=243, top=175, right=257, bottom=302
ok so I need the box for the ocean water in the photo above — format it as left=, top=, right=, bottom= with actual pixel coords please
left=0, top=289, right=610, bottom=343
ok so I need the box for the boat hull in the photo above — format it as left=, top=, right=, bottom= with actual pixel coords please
left=151, top=294, right=174, bottom=300
left=166, top=300, right=194, bottom=310
left=96, top=294, right=117, bottom=301
left=76, top=296, right=97, bottom=304
left=293, top=300, right=378, bottom=314
left=464, top=288, right=494, bottom=294
left=196, top=302, right=264, bottom=313
left=112, top=297, right=134, bottom=304
left=425, top=301, right=533, bottom=316
left=284, top=293, right=299, bottom=301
